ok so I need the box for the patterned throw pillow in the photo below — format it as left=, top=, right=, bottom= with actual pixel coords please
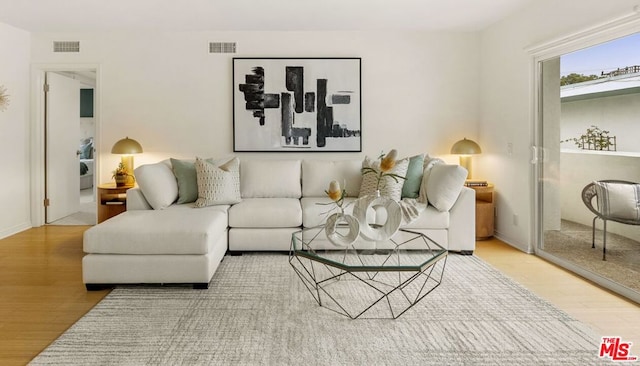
left=194, top=157, right=241, bottom=207
left=358, top=156, right=409, bottom=202
left=594, top=181, right=640, bottom=221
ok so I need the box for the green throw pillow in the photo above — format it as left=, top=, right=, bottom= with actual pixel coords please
left=171, top=158, right=213, bottom=204
left=401, top=154, right=425, bottom=199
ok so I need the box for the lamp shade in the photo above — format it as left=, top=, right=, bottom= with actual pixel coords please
left=450, top=138, right=481, bottom=155
left=111, top=137, right=143, bottom=155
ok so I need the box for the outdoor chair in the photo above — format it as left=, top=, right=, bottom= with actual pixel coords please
left=581, top=180, right=640, bottom=260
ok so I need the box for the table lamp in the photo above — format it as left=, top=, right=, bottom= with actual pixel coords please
left=111, top=137, right=143, bottom=186
left=450, top=137, right=481, bottom=179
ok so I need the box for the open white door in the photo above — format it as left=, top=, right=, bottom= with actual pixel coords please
left=46, top=72, right=81, bottom=223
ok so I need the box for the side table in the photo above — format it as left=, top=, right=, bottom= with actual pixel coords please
left=467, top=183, right=495, bottom=240
left=97, top=183, right=130, bottom=223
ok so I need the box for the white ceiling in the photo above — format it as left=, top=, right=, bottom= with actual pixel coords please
left=0, top=0, right=534, bottom=33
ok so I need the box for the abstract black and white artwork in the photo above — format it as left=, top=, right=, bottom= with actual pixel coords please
left=233, top=57, right=361, bottom=152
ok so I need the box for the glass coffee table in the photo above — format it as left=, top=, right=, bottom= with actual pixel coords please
left=289, top=226, right=447, bottom=319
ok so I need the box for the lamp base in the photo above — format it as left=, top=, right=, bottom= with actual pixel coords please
left=121, top=156, right=136, bottom=186
left=459, top=155, right=472, bottom=179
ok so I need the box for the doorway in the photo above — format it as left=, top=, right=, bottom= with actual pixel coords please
left=31, top=67, right=99, bottom=227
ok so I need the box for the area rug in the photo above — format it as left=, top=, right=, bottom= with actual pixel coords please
left=30, top=253, right=607, bottom=365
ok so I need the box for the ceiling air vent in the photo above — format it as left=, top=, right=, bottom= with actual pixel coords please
left=209, top=42, right=236, bottom=54
left=53, top=41, right=80, bottom=53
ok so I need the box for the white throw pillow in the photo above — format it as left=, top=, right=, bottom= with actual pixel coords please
left=418, top=155, right=445, bottom=204
left=134, top=162, right=179, bottom=210
left=594, top=181, right=640, bottom=221
left=358, top=156, right=409, bottom=202
left=426, top=164, right=468, bottom=212
left=194, top=157, right=242, bottom=207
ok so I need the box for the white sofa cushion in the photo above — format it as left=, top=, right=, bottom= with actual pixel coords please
left=229, top=198, right=302, bottom=227
left=426, top=164, right=468, bottom=212
left=240, top=159, right=302, bottom=198
left=84, top=208, right=227, bottom=255
left=302, top=160, right=362, bottom=197
left=229, top=228, right=299, bottom=251
left=401, top=205, right=450, bottom=229
left=194, top=157, right=242, bottom=207
left=134, top=161, right=178, bottom=210
left=165, top=202, right=230, bottom=213
left=126, top=187, right=153, bottom=210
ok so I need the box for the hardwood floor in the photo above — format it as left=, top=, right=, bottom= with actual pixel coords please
left=0, top=226, right=109, bottom=366
left=475, top=238, right=640, bottom=349
left=1, top=227, right=639, bottom=365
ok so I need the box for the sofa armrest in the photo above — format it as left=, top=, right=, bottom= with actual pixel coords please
left=447, top=186, right=476, bottom=253
left=126, top=187, right=153, bottom=210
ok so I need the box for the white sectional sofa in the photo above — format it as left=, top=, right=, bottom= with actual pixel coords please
left=82, top=157, right=475, bottom=290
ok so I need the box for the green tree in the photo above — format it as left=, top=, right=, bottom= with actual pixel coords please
left=560, top=73, right=600, bottom=86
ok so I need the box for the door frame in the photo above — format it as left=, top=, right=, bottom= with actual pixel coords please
left=30, top=63, right=101, bottom=227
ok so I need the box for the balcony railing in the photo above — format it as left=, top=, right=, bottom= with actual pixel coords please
left=601, top=65, right=640, bottom=78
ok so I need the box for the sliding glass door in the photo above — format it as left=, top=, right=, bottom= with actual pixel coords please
left=534, top=33, right=640, bottom=304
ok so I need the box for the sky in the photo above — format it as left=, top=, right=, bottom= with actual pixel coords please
left=560, top=32, right=640, bottom=77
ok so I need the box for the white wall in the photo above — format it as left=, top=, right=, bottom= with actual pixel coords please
left=0, top=22, right=31, bottom=238
left=561, top=93, right=640, bottom=153
left=19, top=3, right=638, bottom=247
left=480, top=0, right=640, bottom=252
left=30, top=31, right=479, bottom=182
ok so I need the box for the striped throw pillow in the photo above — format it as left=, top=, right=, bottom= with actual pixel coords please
left=594, top=181, right=640, bottom=221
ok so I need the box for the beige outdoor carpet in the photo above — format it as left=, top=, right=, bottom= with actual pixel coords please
left=30, top=253, right=608, bottom=365
left=544, top=219, right=640, bottom=294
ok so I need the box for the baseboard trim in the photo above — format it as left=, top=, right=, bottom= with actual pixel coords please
left=0, top=222, right=32, bottom=240
left=493, top=231, right=532, bottom=254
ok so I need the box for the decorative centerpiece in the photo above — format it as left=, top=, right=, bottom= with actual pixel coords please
left=322, top=180, right=360, bottom=247
left=319, top=150, right=406, bottom=246
left=353, top=149, right=404, bottom=241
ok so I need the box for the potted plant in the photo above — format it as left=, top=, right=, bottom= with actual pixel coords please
left=112, top=162, right=133, bottom=187
left=561, top=125, right=616, bottom=151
